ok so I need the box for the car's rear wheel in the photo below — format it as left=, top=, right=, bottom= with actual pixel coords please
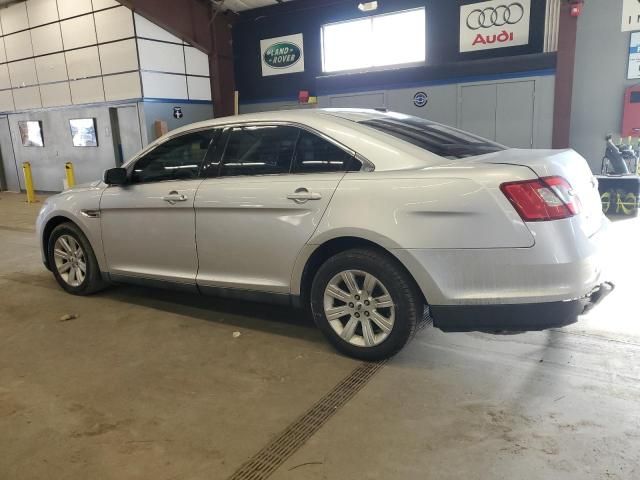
left=48, top=222, right=107, bottom=295
left=310, top=248, right=423, bottom=361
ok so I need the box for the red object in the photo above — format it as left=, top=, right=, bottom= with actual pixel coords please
left=298, top=90, right=310, bottom=103
left=500, top=176, right=581, bottom=222
left=570, top=2, right=582, bottom=17
left=622, top=85, right=640, bottom=137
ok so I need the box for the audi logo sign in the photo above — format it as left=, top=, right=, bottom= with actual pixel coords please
left=466, top=3, right=525, bottom=30
left=460, top=0, right=531, bottom=53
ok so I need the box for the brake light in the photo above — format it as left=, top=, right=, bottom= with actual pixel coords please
left=500, top=176, right=582, bottom=222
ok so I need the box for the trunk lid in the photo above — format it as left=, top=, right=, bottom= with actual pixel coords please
left=469, top=148, right=604, bottom=236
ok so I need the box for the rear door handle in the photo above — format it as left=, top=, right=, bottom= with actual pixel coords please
left=287, top=188, right=322, bottom=202
left=163, top=191, right=188, bottom=204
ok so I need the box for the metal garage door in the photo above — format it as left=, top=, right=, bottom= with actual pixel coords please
left=0, top=116, right=20, bottom=191
left=459, top=80, right=535, bottom=149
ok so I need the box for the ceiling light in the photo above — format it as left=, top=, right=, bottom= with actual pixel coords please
left=358, top=1, right=378, bottom=12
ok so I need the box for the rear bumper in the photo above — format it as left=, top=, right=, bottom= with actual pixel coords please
left=431, top=282, right=614, bottom=333
left=392, top=216, right=611, bottom=306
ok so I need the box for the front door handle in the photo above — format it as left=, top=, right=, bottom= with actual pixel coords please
left=287, top=188, right=322, bottom=203
left=162, top=191, right=188, bottom=204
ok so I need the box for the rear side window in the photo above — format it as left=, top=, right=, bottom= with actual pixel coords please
left=361, top=114, right=506, bottom=159
left=131, top=130, right=216, bottom=184
left=293, top=130, right=360, bottom=173
left=221, top=126, right=298, bottom=177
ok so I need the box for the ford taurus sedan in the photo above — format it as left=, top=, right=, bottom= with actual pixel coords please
left=36, top=109, right=613, bottom=360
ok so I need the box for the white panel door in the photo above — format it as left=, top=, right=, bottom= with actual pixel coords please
left=459, top=80, right=536, bottom=149
left=459, top=83, right=497, bottom=141
left=496, top=81, right=535, bottom=148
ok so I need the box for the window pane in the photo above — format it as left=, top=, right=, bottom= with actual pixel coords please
left=372, top=9, right=425, bottom=67
left=294, top=131, right=358, bottom=173
left=131, top=130, right=215, bottom=184
left=360, top=113, right=505, bottom=160
left=322, top=8, right=425, bottom=73
left=322, top=18, right=371, bottom=73
left=221, top=126, right=298, bottom=177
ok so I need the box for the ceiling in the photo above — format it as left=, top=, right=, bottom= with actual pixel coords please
left=211, top=0, right=294, bottom=13
left=0, top=0, right=296, bottom=12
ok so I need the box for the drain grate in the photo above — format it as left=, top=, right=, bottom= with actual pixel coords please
left=228, top=308, right=432, bottom=480
left=227, top=360, right=386, bottom=480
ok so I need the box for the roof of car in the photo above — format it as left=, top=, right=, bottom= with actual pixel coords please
left=166, top=108, right=387, bottom=134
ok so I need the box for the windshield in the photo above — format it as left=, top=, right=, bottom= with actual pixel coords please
left=360, top=112, right=506, bottom=159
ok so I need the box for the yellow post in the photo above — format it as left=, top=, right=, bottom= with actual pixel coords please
left=234, top=90, right=239, bottom=116
left=65, top=162, right=75, bottom=188
left=22, top=162, right=37, bottom=204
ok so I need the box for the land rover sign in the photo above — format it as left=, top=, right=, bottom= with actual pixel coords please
left=264, top=42, right=301, bottom=69
left=260, top=33, right=305, bottom=76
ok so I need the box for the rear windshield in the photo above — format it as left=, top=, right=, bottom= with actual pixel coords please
left=360, top=113, right=506, bottom=159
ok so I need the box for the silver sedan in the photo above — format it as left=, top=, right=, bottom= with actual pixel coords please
left=36, top=109, right=613, bottom=360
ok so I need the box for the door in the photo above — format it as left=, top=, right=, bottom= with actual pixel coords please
left=459, top=84, right=497, bottom=141
left=459, top=81, right=535, bottom=148
left=109, top=105, right=143, bottom=166
left=496, top=81, right=535, bottom=148
left=195, top=125, right=359, bottom=293
left=0, top=116, right=20, bottom=191
left=100, top=129, right=216, bottom=285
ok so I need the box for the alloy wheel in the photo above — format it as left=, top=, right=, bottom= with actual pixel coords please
left=323, top=269, right=396, bottom=347
left=53, top=235, right=87, bottom=287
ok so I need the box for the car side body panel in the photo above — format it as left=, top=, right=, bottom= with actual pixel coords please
left=194, top=172, right=344, bottom=293
left=36, top=182, right=107, bottom=272
left=100, top=180, right=203, bottom=284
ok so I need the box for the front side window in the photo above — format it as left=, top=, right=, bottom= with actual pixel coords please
left=131, top=130, right=216, bottom=184
left=321, top=8, right=426, bottom=73
left=293, top=130, right=359, bottom=173
left=221, top=126, right=299, bottom=177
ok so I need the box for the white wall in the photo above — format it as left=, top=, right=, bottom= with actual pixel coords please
left=134, top=13, right=211, bottom=101
left=0, top=0, right=141, bottom=112
left=0, top=0, right=212, bottom=114
left=0, top=0, right=214, bottom=193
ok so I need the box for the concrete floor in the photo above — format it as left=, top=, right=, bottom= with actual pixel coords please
left=0, top=191, right=639, bottom=480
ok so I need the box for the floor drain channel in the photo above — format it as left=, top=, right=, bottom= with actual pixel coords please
left=228, top=309, right=432, bottom=480
left=227, top=360, right=387, bottom=480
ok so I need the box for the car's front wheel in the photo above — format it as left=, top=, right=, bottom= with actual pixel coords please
left=310, top=248, right=423, bottom=361
left=48, top=222, right=107, bottom=295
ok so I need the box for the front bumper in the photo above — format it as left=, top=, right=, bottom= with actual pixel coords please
left=430, top=281, right=615, bottom=333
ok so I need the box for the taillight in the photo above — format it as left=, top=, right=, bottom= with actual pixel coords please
left=500, top=176, right=582, bottom=222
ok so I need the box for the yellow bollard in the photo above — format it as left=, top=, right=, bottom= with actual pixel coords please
left=65, top=162, right=75, bottom=188
left=22, top=162, right=37, bottom=204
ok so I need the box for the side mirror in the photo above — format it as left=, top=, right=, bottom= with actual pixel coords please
left=103, top=167, right=128, bottom=186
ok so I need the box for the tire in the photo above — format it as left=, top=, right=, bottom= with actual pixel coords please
left=310, top=248, right=424, bottom=361
left=47, top=222, right=107, bottom=295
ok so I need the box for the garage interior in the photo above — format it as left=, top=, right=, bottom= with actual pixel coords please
left=1, top=0, right=640, bottom=479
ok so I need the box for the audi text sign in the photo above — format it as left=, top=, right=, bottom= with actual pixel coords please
left=459, top=0, right=531, bottom=53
